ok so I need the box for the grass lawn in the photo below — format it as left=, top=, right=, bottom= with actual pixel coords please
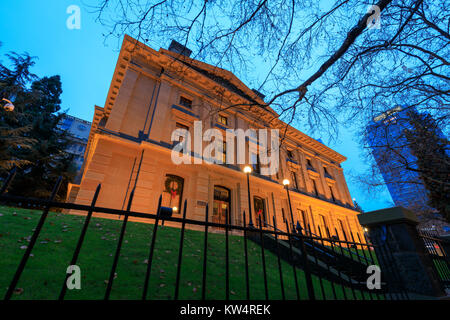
left=0, top=205, right=375, bottom=300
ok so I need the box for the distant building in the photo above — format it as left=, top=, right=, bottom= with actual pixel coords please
left=58, top=114, right=91, bottom=177
left=366, top=106, right=448, bottom=232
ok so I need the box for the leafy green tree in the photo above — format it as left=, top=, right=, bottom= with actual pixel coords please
left=0, top=53, right=76, bottom=199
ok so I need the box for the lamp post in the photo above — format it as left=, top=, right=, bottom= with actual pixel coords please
left=243, top=165, right=254, bottom=228
left=283, top=179, right=296, bottom=231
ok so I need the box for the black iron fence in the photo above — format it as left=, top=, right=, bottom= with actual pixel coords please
left=418, top=230, right=450, bottom=291
left=0, top=171, right=405, bottom=300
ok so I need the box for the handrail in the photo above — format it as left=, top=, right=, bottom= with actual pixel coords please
left=263, top=221, right=373, bottom=265
left=305, top=228, right=374, bottom=265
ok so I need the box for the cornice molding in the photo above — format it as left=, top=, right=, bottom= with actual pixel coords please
left=102, top=34, right=347, bottom=164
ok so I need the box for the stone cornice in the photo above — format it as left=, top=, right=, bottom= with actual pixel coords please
left=102, top=35, right=347, bottom=164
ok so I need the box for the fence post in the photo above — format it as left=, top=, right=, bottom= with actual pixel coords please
left=358, top=207, right=446, bottom=298
left=4, top=176, right=62, bottom=300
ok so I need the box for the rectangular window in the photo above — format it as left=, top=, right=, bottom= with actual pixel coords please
left=162, top=174, right=184, bottom=213
left=319, top=214, right=328, bottom=236
left=253, top=196, right=267, bottom=227
left=298, top=209, right=310, bottom=232
left=291, top=171, right=299, bottom=189
left=221, top=141, right=227, bottom=163
left=338, top=219, right=348, bottom=240
left=329, top=185, right=336, bottom=202
left=179, top=96, right=193, bottom=109
left=324, top=166, right=334, bottom=179
left=218, top=115, right=228, bottom=126
left=251, top=152, right=260, bottom=173
left=287, top=150, right=294, bottom=159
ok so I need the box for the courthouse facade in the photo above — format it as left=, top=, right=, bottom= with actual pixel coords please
left=68, top=35, right=364, bottom=239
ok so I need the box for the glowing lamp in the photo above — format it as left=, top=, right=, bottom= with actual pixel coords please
left=282, top=179, right=290, bottom=186
left=243, top=166, right=252, bottom=174
left=2, top=99, right=14, bottom=112
left=172, top=206, right=178, bottom=212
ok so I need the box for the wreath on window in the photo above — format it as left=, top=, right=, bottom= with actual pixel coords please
left=164, top=176, right=182, bottom=199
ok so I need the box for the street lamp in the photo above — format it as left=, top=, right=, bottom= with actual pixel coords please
left=283, top=179, right=296, bottom=231
left=243, top=165, right=254, bottom=228
left=1, top=98, right=15, bottom=112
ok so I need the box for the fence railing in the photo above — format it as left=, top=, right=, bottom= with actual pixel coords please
left=0, top=171, right=404, bottom=300
left=418, top=229, right=450, bottom=290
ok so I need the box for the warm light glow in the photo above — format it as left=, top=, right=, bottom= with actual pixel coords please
left=172, top=206, right=178, bottom=212
left=2, top=98, right=14, bottom=112
left=282, top=179, right=290, bottom=186
left=363, top=227, right=369, bottom=232
left=243, top=165, right=252, bottom=174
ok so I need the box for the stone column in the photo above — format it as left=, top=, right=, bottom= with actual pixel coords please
left=358, top=207, right=446, bottom=298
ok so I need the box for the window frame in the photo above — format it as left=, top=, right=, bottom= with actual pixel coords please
left=253, top=196, right=267, bottom=226
left=218, top=114, right=228, bottom=126
left=179, top=96, right=193, bottom=109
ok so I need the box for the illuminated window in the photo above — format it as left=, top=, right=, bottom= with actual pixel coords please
left=213, top=186, right=231, bottom=225
left=287, top=150, right=294, bottom=159
left=218, top=115, right=228, bottom=126
left=179, top=96, right=192, bottom=109
left=251, top=152, right=260, bottom=173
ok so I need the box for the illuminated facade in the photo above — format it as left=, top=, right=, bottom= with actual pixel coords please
left=67, top=36, right=364, bottom=240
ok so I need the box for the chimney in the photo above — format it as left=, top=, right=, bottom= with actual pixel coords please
left=168, top=40, right=192, bottom=57
left=252, top=89, right=265, bottom=101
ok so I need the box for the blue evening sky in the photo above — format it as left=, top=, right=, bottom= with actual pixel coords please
left=0, top=0, right=394, bottom=211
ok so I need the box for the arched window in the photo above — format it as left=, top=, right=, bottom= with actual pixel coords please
left=213, top=186, right=231, bottom=226
left=162, top=174, right=184, bottom=213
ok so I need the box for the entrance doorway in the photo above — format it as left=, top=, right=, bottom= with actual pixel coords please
left=213, top=186, right=231, bottom=227
left=253, top=196, right=267, bottom=228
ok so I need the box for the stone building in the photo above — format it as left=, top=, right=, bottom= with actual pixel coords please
left=58, top=114, right=91, bottom=179
left=68, top=35, right=364, bottom=240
